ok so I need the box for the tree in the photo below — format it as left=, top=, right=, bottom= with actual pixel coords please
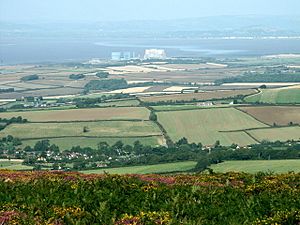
left=83, top=126, right=89, bottom=133
left=149, top=112, right=157, bottom=122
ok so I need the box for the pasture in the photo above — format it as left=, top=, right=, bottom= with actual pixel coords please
left=245, top=85, right=300, bottom=104
left=248, top=126, right=300, bottom=142
left=157, top=108, right=267, bottom=146
left=210, top=160, right=300, bottom=173
left=0, top=159, right=33, bottom=170
left=140, top=89, right=257, bottom=103
left=238, top=106, right=300, bottom=126
left=0, top=107, right=149, bottom=122
left=81, top=161, right=197, bottom=174
left=22, top=136, right=165, bottom=150
left=0, top=121, right=162, bottom=140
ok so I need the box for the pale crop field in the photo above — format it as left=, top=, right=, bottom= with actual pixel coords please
left=157, top=108, right=267, bottom=146
left=0, top=121, right=162, bottom=139
left=0, top=107, right=150, bottom=122
left=141, top=89, right=257, bottom=103
left=210, top=160, right=300, bottom=173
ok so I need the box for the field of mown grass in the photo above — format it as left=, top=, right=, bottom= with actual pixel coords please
left=0, top=160, right=33, bottom=170
left=0, top=121, right=162, bottom=140
left=22, top=136, right=165, bottom=150
left=0, top=107, right=150, bottom=122
left=210, top=160, right=300, bottom=173
left=82, top=161, right=197, bottom=174
left=245, top=86, right=300, bottom=104
left=247, top=126, right=300, bottom=142
left=238, top=106, right=300, bottom=126
left=140, top=89, right=257, bottom=103
left=0, top=171, right=299, bottom=224
left=157, top=108, right=266, bottom=146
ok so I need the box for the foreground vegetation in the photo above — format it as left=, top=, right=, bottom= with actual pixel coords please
left=0, top=171, right=299, bottom=224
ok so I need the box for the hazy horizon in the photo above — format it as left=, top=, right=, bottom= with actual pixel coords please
left=1, top=0, right=300, bottom=23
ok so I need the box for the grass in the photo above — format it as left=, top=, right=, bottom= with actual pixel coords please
left=210, top=160, right=300, bottom=173
left=248, top=126, right=300, bottom=142
left=245, top=86, right=300, bottom=104
left=22, top=136, right=165, bottom=150
left=157, top=108, right=267, bottom=146
left=0, top=107, right=150, bottom=122
left=0, top=121, right=162, bottom=139
left=238, top=106, right=300, bottom=126
left=81, top=161, right=198, bottom=174
left=0, top=160, right=33, bottom=170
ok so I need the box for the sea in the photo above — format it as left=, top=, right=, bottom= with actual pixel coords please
left=1, top=37, right=300, bottom=65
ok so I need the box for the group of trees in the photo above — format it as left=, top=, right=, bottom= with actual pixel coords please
left=0, top=116, right=27, bottom=131
left=96, top=71, right=109, bottom=79
left=69, top=74, right=85, bottom=80
left=216, top=69, right=300, bottom=84
left=21, top=74, right=39, bottom=82
left=84, top=79, right=128, bottom=91
left=0, top=88, right=14, bottom=93
left=57, top=93, right=130, bottom=108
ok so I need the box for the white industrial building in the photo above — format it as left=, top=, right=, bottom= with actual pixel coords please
left=144, top=49, right=166, bottom=59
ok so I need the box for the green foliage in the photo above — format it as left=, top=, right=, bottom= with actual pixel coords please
left=0, top=172, right=299, bottom=224
left=69, top=74, right=85, bottom=80
left=84, top=79, right=128, bottom=91
left=96, top=71, right=109, bottom=79
left=20, top=74, right=39, bottom=82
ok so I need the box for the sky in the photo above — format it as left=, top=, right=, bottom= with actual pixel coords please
left=0, top=0, right=300, bottom=23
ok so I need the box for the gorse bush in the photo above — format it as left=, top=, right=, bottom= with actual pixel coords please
left=0, top=171, right=299, bottom=224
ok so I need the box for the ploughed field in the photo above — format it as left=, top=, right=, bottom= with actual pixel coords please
left=0, top=171, right=299, bottom=224
left=238, top=106, right=300, bottom=126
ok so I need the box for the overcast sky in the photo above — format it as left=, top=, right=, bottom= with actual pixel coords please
left=1, top=0, right=300, bottom=23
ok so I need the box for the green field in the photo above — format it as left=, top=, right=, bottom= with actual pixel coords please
left=248, top=126, right=300, bottom=142
left=210, top=160, right=300, bottom=173
left=157, top=108, right=267, bottom=146
left=81, top=161, right=197, bottom=174
left=245, top=86, right=300, bottom=104
left=0, top=160, right=33, bottom=170
left=0, top=121, right=162, bottom=139
left=22, top=136, right=165, bottom=150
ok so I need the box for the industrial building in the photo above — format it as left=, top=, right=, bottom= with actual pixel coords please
left=144, top=49, right=166, bottom=59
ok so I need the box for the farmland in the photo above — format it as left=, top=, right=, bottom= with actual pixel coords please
left=140, top=89, right=257, bottom=103
left=210, top=160, right=300, bottom=173
left=157, top=107, right=267, bottom=145
left=238, top=106, right=300, bottom=126
left=0, top=107, right=149, bottom=122
left=247, top=126, right=300, bottom=142
left=21, top=136, right=164, bottom=149
left=0, top=121, right=162, bottom=140
left=245, top=85, right=300, bottom=104
left=82, top=161, right=197, bottom=174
